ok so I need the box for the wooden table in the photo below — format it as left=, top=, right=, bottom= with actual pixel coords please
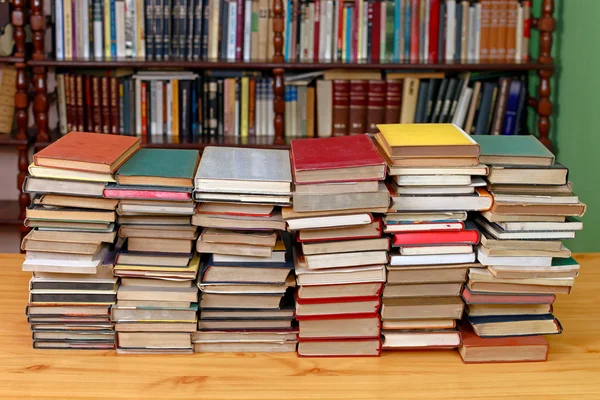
left=1, top=253, right=599, bottom=399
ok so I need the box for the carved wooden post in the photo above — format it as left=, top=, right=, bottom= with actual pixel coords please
left=13, top=0, right=30, bottom=241
left=31, top=0, right=49, bottom=143
left=272, top=0, right=285, bottom=142
left=535, top=0, right=554, bottom=150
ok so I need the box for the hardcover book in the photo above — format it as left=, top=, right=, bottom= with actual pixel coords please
left=116, top=148, right=200, bottom=187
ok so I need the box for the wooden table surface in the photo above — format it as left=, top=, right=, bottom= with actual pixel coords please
left=1, top=253, right=599, bottom=399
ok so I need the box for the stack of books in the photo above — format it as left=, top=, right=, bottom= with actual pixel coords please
left=459, top=135, right=586, bottom=363
left=286, top=135, right=389, bottom=357
left=21, top=132, right=141, bottom=349
left=191, top=147, right=297, bottom=353
left=110, top=148, right=200, bottom=354
left=374, top=124, right=492, bottom=350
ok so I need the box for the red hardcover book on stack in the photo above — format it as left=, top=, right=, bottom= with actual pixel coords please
left=349, top=80, right=368, bottom=134
left=103, top=188, right=192, bottom=200
left=392, top=227, right=480, bottom=246
left=332, top=80, right=350, bottom=136
left=428, top=0, right=440, bottom=62
left=366, top=80, right=386, bottom=134
left=384, top=79, right=403, bottom=123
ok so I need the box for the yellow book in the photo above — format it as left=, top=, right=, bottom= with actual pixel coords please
left=375, top=124, right=480, bottom=158
left=63, top=0, right=72, bottom=60
left=104, top=0, right=111, bottom=59
left=241, top=77, right=249, bottom=138
left=172, top=79, right=179, bottom=139
left=136, top=0, right=145, bottom=58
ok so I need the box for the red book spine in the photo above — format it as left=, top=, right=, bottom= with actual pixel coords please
left=103, top=189, right=192, bottom=200
left=384, top=79, right=402, bottom=123
left=428, top=0, right=440, bottom=62
left=331, top=80, right=350, bottom=136
left=248, top=78, right=256, bottom=136
left=64, top=74, right=73, bottom=133
left=141, top=82, right=147, bottom=137
left=91, top=76, right=102, bottom=133
left=393, top=229, right=480, bottom=246
left=296, top=312, right=381, bottom=321
left=523, top=0, right=531, bottom=62
left=410, top=0, right=420, bottom=63
left=100, top=77, right=110, bottom=134
left=236, top=0, right=244, bottom=60
left=353, top=0, right=360, bottom=62
left=84, top=76, right=93, bottom=132
left=75, top=74, right=84, bottom=131
left=366, top=80, right=386, bottom=134
left=371, top=1, right=381, bottom=62
left=337, top=0, right=344, bottom=59
left=348, top=80, right=367, bottom=134
left=110, top=77, right=119, bottom=134
left=314, top=0, right=321, bottom=61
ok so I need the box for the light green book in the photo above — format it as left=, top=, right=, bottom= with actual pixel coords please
left=474, top=135, right=555, bottom=166
left=116, top=149, right=200, bottom=188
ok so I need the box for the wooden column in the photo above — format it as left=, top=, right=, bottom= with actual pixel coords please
left=31, top=0, right=49, bottom=143
left=272, top=0, right=285, bottom=142
left=13, top=0, right=30, bottom=241
left=535, top=0, right=555, bottom=150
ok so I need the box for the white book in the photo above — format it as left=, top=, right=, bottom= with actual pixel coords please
left=286, top=214, right=373, bottom=231
left=299, top=14, right=306, bottom=62
left=390, top=252, right=476, bottom=266
left=475, top=218, right=577, bottom=240
left=235, top=91, right=240, bottom=137
left=394, top=175, right=472, bottom=186
left=491, top=193, right=579, bottom=205
left=305, top=251, right=388, bottom=270
left=452, top=87, right=473, bottom=128
left=497, top=219, right=583, bottom=233
left=55, top=0, right=64, bottom=60
left=399, top=245, right=473, bottom=256
left=291, top=88, right=298, bottom=137
left=295, top=265, right=386, bottom=286
left=475, top=2, right=481, bottom=62
left=445, top=0, right=456, bottom=62
left=467, top=5, right=476, bottom=61
left=156, top=81, right=164, bottom=135
left=423, top=0, right=429, bottom=62
left=82, top=0, right=90, bottom=59
left=125, top=0, right=136, bottom=57
left=115, top=0, right=126, bottom=58
left=136, top=0, right=145, bottom=58
left=76, top=1, right=85, bottom=58
left=227, top=2, right=237, bottom=61
left=262, top=80, right=268, bottom=136
left=318, top=0, right=326, bottom=61
left=515, top=5, right=524, bottom=62
left=135, top=79, right=141, bottom=135
left=150, top=81, right=157, bottom=135
left=476, top=248, right=553, bottom=267
left=166, top=81, right=173, bottom=136
left=385, top=221, right=465, bottom=233
left=390, top=192, right=493, bottom=212
left=307, top=4, right=315, bottom=61
left=244, top=0, right=252, bottom=61
left=324, top=0, right=334, bottom=61
left=362, top=1, right=369, bottom=60
left=390, top=165, right=488, bottom=176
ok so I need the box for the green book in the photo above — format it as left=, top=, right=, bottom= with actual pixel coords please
left=116, top=149, right=200, bottom=188
left=552, top=257, right=579, bottom=268
left=474, top=135, right=555, bottom=167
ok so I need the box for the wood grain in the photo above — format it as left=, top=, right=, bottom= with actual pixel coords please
left=1, top=253, right=599, bottom=400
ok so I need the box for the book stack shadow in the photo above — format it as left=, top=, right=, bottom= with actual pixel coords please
left=459, top=135, right=586, bottom=363
left=21, top=132, right=141, bottom=349
left=374, top=124, right=492, bottom=350
left=285, top=135, right=389, bottom=357
left=191, top=147, right=298, bottom=352
left=110, top=148, right=200, bottom=354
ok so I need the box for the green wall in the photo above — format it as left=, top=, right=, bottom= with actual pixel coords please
left=549, top=0, right=600, bottom=252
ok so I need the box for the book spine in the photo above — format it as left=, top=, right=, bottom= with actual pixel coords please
left=248, top=78, right=256, bottom=136
left=187, top=0, right=196, bottom=59
left=207, top=79, right=218, bottom=136
left=136, top=0, right=146, bottom=58
left=444, top=0, right=454, bottom=61
left=496, top=0, right=507, bottom=60
left=72, top=0, right=79, bottom=59
left=92, top=0, right=103, bottom=59
left=149, top=80, right=157, bottom=134
left=119, top=80, right=125, bottom=133
left=240, top=0, right=252, bottom=61
left=63, top=0, right=73, bottom=60
left=371, top=1, right=381, bottom=62
left=419, top=0, right=426, bottom=62
left=366, top=80, right=385, bottom=133
left=331, top=79, right=349, bottom=136
left=84, top=76, right=93, bottom=132
left=381, top=0, right=388, bottom=61
left=125, top=0, right=136, bottom=57
left=73, top=74, right=83, bottom=131
left=153, top=0, right=162, bottom=59
left=100, top=76, right=111, bottom=133
left=145, top=0, right=154, bottom=59
left=218, top=79, right=226, bottom=136
left=201, top=0, right=210, bottom=59
left=141, top=81, right=147, bottom=136
left=515, top=2, right=523, bottom=62
left=460, top=0, right=468, bottom=61
left=110, top=0, right=117, bottom=57
left=192, top=0, right=203, bottom=60
left=164, top=0, right=172, bottom=59
left=178, top=0, right=187, bottom=59
left=502, top=80, right=521, bottom=135
left=91, top=76, right=102, bottom=132
left=348, top=80, right=367, bottom=134
left=409, top=0, right=419, bottom=63
left=56, top=75, right=67, bottom=134
left=55, top=0, right=65, bottom=60
left=235, top=0, right=245, bottom=60
left=474, top=2, right=481, bottom=62
left=115, top=0, right=125, bottom=58
left=384, top=79, right=402, bottom=123
left=505, top=0, right=517, bottom=61
left=240, top=77, right=249, bottom=137
left=128, top=79, right=135, bottom=134
left=522, top=0, right=531, bottom=61
left=63, top=74, right=72, bottom=133
left=145, top=82, right=152, bottom=137
left=250, top=0, right=260, bottom=60
left=427, top=0, right=439, bottom=62
left=110, top=77, right=120, bottom=134
left=490, top=77, right=510, bottom=135
left=489, top=0, right=499, bottom=60
left=454, top=1, right=461, bottom=62
left=209, top=0, right=221, bottom=59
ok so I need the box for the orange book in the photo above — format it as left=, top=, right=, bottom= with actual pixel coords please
left=496, top=0, right=509, bottom=60
left=33, top=131, right=141, bottom=173
left=505, top=0, right=519, bottom=61
left=479, top=0, right=492, bottom=61
left=489, top=0, right=501, bottom=60
left=306, top=87, right=315, bottom=138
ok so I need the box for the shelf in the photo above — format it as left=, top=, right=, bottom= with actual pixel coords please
left=27, top=58, right=554, bottom=71
left=0, top=56, right=25, bottom=64
left=0, top=200, right=22, bottom=225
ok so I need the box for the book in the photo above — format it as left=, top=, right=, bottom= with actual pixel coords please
left=298, top=338, right=382, bottom=357
left=292, top=181, right=390, bottom=212
left=487, top=164, right=568, bottom=185
left=297, top=315, right=381, bottom=339
left=382, top=329, right=461, bottom=349
left=116, top=149, right=200, bottom=187
left=468, top=314, right=562, bottom=338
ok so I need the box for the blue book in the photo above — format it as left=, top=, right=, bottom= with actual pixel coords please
left=55, top=0, right=64, bottom=59
left=201, top=0, right=210, bottom=59
left=144, top=0, right=154, bottom=59
left=110, top=0, right=117, bottom=57
left=192, top=0, right=203, bottom=60
left=455, top=2, right=462, bottom=62
left=163, top=0, right=173, bottom=59
left=285, top=0, right=292, bottom=61
left=393, top=0, right=401, bottom=62
left=468, top=314, right=562, bottom=338
left=502, top=80, right=523, bottom=135
left=403, top=0, right=411, bottom=61
left=154, top=0, right=164, bottom=60
left=346, top=7, right=352, bottom=62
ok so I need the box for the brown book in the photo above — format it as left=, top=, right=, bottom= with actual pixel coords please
left=460, top=1, right=469, bottom=62
left=384, top=80, right=402, bottom=124
left=496, top=0, right=508, bottom=60
left=306, top=86, right=315, bottom=138
left=490, top=201, right=586, bottom=217
left=332, top=80, right=349, bottom=136
left=348, top=80, right=367, bottom=135
left=91, top=76, right=102, bottom=133
left=100, top=77, right=111, bottom=134
left=65, top=74, right=74, bottom=133
left=381, top=296, right=465, bottom=320
left=505, top=0, right=518, bottom=61
left=248, top=78, right=256, bottom=136
left=75, top=74, right=84, bottom=132
left=479, top=0, right=492, bottom=60
left=489, top=0, right=501, bottom=60
left=467, top=280, right=571, bottom=295
left=490, top=77, right=511, bottom=135
left=110, top=77, right=119, bottom=134
left=399, top=78, right=419, bottom=123
left=366, top=80, right=386, bottom=134
left=84, top=76, right=93, bottom=132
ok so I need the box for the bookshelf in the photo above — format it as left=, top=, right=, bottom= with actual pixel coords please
left=17, top=0, right=557, bottom=241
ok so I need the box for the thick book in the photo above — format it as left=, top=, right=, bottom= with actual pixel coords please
left=468, top=314, right=562, bottom=338
left=392, top=223, right=480, bottom=246
left=116, top=149, right=200, bottom=187
left=293, top=182, right=390, bottom=212
left=475, top=135, right=555, bottom=166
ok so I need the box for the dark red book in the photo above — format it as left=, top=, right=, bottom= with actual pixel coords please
left=103, top=188, right=192, bottom=200
left=75, top=74, right=84, bottom=131
left=65, top=74, right=74, bottom=133
left=348, top=80, right=367, bottom=134
left=84, top=76, right=94, bottom=132
left=366, top=80, right=386, bottom=134
left=392, top=228, right=480, bottom=246
left=313, top=0, right=320, bottom=61
left=410, top=0, right=420, bottom=63
left=290, top=134, right=386, bottom=183
left=110, top=77, right=119, bottom=134
left=384, top=79, right=403, bottom=123
left=236, top=0, right=244, bottom=61
left=462, top=287, right=556, bottom=305
left=91, top=76, right=102, bottom=133
left=331, top=80, right=349, bottom=136
left=100, top=77, right=111, bottom=134
left=295, top=312, right=380, bottom=321
left=353, top=0, right=360, bottom=61
left=248, top=78, right=256, bottom=136
left=371, top=1, right=381, bottom=62
left=428, top=0, right=440, bottom=62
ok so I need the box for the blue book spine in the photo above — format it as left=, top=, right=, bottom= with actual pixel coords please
left=163, top=0, right=172, bottom=59
left=403, top=0, right=410, bottom=61
left=200, top=0, right=210, bottom=59
left=284, top=0, right=292, bottom=61
left=110, top=0, right=117, bottom=56
left=155, top=0, right=164, bottom=59
left=55, top=0, right=64, bottom=59
left=192, top=0, right=202, bottom=60
left=145, top=0, right=154, bottom=59
left=502, top=80, right=522, bottom=135
left=346, top=7, right=352, bottom=62
left=393, top=0, right=400, bottom=62
left=454, top=3, right=462, bottom=62
left=179, top=0, right=187, bottom=59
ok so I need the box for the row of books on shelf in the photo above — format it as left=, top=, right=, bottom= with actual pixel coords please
left=54, top=0, right=277, bottom=61
left=56, top=70, right=275, bottom=138
left=284, top=0, right=532, bottom=63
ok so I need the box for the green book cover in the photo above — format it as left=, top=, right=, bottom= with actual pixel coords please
left=116, top=149, right=200, bottom=179
left=552, top=257, right=579, bottom=267
left=474, top=135, right=555, bottom=160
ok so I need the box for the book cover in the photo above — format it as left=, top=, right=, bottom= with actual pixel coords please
left=366, top=80, right=386, bottom=134
left=116, top=148, right=200, bottom=181
left=384, top=79, right=402, bottom=124
left=331, top=80, right=349, bottom=136
left=393, top=224, right=480, bottom=246
left=501, top=80, right=523, bottom=135
left=349, top=80, right=368, bottom=134
left=474, top=134, right=554, bottom=161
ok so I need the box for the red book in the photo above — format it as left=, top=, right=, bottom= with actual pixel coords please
left=296, top=296, right=381, bottom=317
left=91, top=76, right=102, bottom=133
left=110, top=77, right=119, bottom=134
left=296, top=312, right=380, bottom=321
left=353, top=0, right=360, bottom=61
left=458, top=322, right=549, bottom=363
left=100, top=76, right=111, bottom=134
left=103, top=188, right=192, bottom=200
left=298, top=338, right=382, bottom=357
left=337, top=0, right=344, bottom=59
left=410, top=0, right=420, bottom=63
left=366, top=80, right=386, bottom=134
left=290, top=134, right=387, bottom=184
left=332, top=80, right=349, bottom=136
left=348, top=80, right=367, bottom=134
left=428, top=0, right=440, bottom=62
left=141, top=82, right=147, bottom=137
left=84, top=76, right=93, bottom=132
left=371, top=1, right=381, bottom=62
left=392, top=228, right=480, bottom=246
left=462, top=287, right=556, bottom=305
left=235, top=0, right=244, bottom=61
left=384, top=79, right=403, bottom=123
left=314, top=0, right=321, bottom=61
left=74, top=74, right=84, bottom=131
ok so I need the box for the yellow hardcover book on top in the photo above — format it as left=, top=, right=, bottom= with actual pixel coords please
left=375, top=123, right=480, bottom=159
